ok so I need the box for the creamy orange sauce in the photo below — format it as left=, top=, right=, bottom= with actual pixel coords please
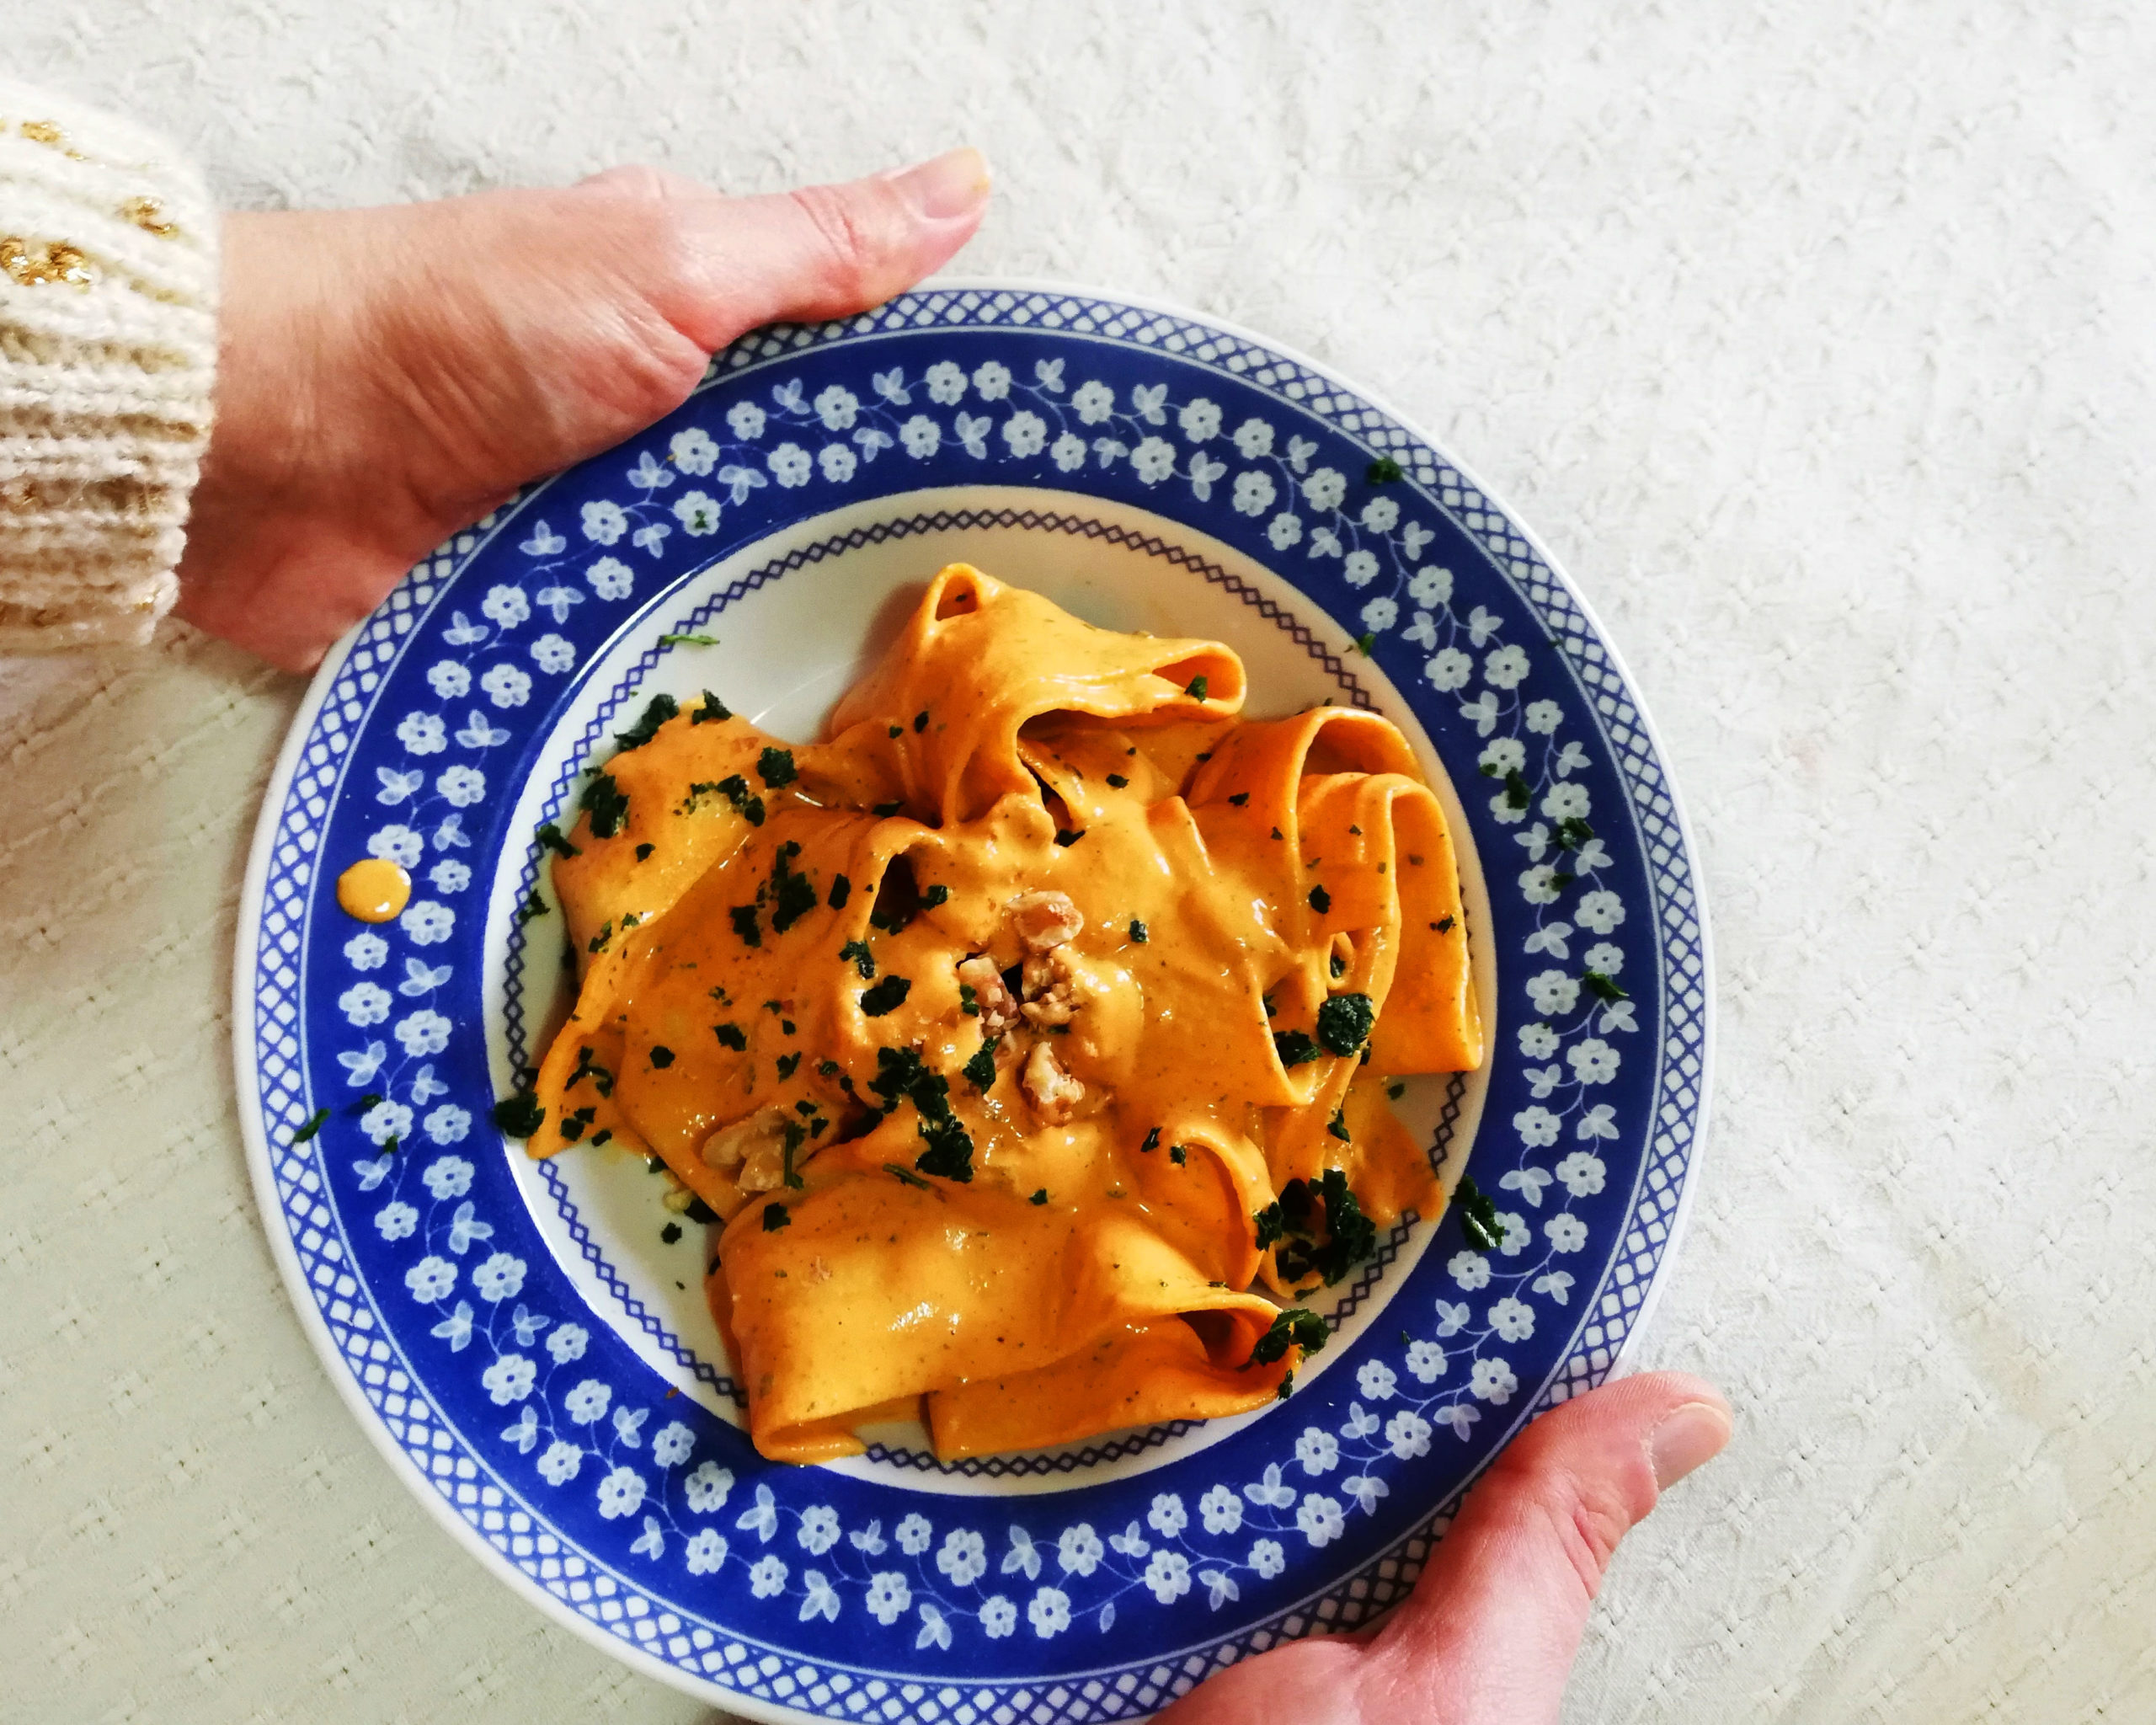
left=336, top=857, right=411, bottom=922
left=526, top=566, right=1483, bottom=1462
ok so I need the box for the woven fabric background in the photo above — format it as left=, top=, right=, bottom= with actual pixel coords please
left=3, top=3, right=2151, bottom=1720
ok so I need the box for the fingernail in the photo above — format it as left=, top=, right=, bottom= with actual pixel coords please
left=886, top=147, right=991, bottom=222
left=1649, top=1401, right=1732, bottom=1489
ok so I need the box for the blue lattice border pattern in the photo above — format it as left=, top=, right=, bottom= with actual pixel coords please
left=241, top=284, right=1707, bottom=1719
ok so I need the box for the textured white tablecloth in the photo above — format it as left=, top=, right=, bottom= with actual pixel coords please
left=5, top=4, right=2151, bottom=1719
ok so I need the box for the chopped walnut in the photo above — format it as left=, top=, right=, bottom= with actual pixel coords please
left=1022, top=1039, right=1085, bottom=1123
left=702, top=1108, right=788, bottom=1189
left=1010, top=889, right=1084, bottom=952
left=1020, top=946, right=1081, bottom=1028
left=957, top=953, right=1022, bottom=1036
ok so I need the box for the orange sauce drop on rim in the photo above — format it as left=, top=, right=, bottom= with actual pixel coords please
left=337, top=857, right=411, bottom=922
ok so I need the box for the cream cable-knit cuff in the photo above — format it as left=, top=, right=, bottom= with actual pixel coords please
left=0, top=82, right=216, bottom=651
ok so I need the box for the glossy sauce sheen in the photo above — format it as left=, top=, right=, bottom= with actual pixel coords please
left=527, top=567, right=1483, bottom=1461
left=336, top=857, right=411, bottom=922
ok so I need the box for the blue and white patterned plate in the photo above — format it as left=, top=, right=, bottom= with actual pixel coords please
left=236, top=282, right=1710, bottom=1722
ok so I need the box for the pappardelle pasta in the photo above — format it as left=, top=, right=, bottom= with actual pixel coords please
left=511, top=566, right=1484, bottom=1462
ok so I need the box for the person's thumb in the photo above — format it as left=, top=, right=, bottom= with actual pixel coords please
left=590, top=147, right=993, bottom=349
left=1356, top=1371, right=1731, bottom=1725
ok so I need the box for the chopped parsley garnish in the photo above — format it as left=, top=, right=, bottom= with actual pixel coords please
left=492, top=1092, right=545, bottom=1138
left=1330, top=952, right=1347, bottom=979
left=1054, top=828, right=1085, bottom=847
left=827, top=873, right=851, bottom=910
left=1556, top=815, right=1595, bottom=852
left=962, top=1040, right=998, bottom=1090
left=1185, top=674, right=1209, bottom=700
left=889, top=724, right=903, bottom=738
left=648, top=1045, right=675, bottom=1069
left=1307, top=884, right=1331, bottom=915
left=1503, top=769, right=1531, bottom=811
left=1327, top=1109, right=1351, bottom=1142
left=1169, top=1145, right=1187, bottom=1166
left=660, top=1220, right=683, bottom=1243
left=914, top=1112, right=974, bottom=1183
left=1278, top=1373, right=1294, bottom=1400
left=1367, top=455, right=1404, bottom=483
left=536, top=822, right=579, bottom=859
left=1106, top=773, right=1129, bottom=789
left=685, top=1196, right=718, bottom=1225
left=1141, top=1126, right=1161, bottom=1152
left=781, top=1120, right=806, bottom=1188
left=776, top=1051, right=802, bottom=1081
left=912, top=709, right=930, bottom=733
left=1247, top=1307, right=1329, bottom=1367
left=1315, top=992, right=1375, bottom=1056
left=757, top=746, right=797, bottom=788
left=1387, top=1081, right=1406, bottom=1100
left=1551, top=870, right=1577, bottom=889
left=633, top=843, right=654, bottom=862
left=1253, top=1201, right=1284, bottom=1249
left=858, top=975, right=912, bottom=1017
left=1271, top=826, right=1284, bottom=841
left=921, top=884, right=949, bottom=909
left=567, top=1044, right=614, bottom=1096
left=1228, top=792, right=1250, bottom=807
left=1355, top=633, right=1376, bottom=656
left=761, top=1202, right=791, bottom=1232
left=1262, top=992, right=1277, bottom=1017
left=1029, top=1188, right=1048, bottom=1205
left=1129, top=918, right=1149, bottom=943
left=579, top=772, right=630, bottom=839
left=1455, top=1173, right=1502, bottom=1252
left=291, top=1108, right=330, bottom=1146
left=768, top=845, right=819, bottom=934
left=1583, top=969, right=1629, bottom=1001
left=1271, top=1169, right=1378, bottom=1286
left=869, top=1047, right=942, bottom=1115
left=713, top=1023, right=747, bottom=1051
left=558, top=1107, right=596, bottom=1143
left=959, top=981, right=979, bottom=1016
left=728, top=904, right=762, bottom=946
left=586, top=919, right=614, bottom=953
left=613, top=692, right=678, bottom=752
left=691, top=692, right=731, bottom=724
left=817, top=1059, right=840, bottom=1077
left=840, top=940, right=875, bottom=979
left=884, top=1162, right=932, bottom=1190
left=1273, top=1029, right=1321, bottom=1067
left=1434, top=915, right=1456, bottom=934
left=658, top=632, right=718, bottom=649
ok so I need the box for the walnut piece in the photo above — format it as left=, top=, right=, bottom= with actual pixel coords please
left=1010, top=889, right=1084, bottom=952
left=702, top=1108, right=790, bottom=1192
left=957, top=953, right=1022, bottom=1037
left=1020, top=947, right=1081, bottom=1028
left=1022, top=1039, right=1084, bottom=1123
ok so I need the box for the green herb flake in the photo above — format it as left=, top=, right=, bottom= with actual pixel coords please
left=1185, top=674, right=1210, bottom=700
left=713, top=1023, right=747, bottom=1051
left=536, top=822, right=580, bottom=859
left=1583, top=969, right=1629, bottom=1001
left=685, top=1196, right=718, bottom=1225
left=840, top=940, right=876, bottom=979
left=691, top=692, right=731, bottom=724
left=1141, top=1126, right=1161, bottom=1152
left=756, top=746, right=797, bottom=788
left=1387, top=1081, right=1406, bottom=1100
left=761, top=1202, right=791, bottom=1232
left=922, top=883, right=950, bottom=910
left=889, top=724, right=904, bottom=739
left=1273, top=1029, right=1321, bottom=1067
left=1455, top=1172, right=1502, bottom=1252
left=659, top=632, right=718, bottom=649
left=1308, top=884, right=1331, bottom=915
left=586, top=919, right=615, bottom=954
left=614, top=693, right=679, bottom=752
left=1355, top=633, right=1376, bottom=656
left=660, top=1220, right=683, bottom=1244
left=492, top=1092, right=546, bottom=1138
left=1434, top=915, right=1456, bottom=934
left=912, top=709, right=930, bottom=734
left=1367, top=455, right=1404, bottom=484
left=1169, top=1144, right=1187, bottom=1166
left=648, top=1045, right=675, bottom=1069
left=1054, top=828, right=1086, bottom=848
left=1330, top=952, right=1348, bottom=979
left=859, top=975, right=912, bottom=1017
left=1503, top=769, right=1531, bottom=811
left=728, top=904, right=762, bottom=947
left=1253, top=1201, right=1284, bottom=1249
left=1106, top=773, right=1129, bottom=789
left=962, top=1040, right=999, bottom=1090
left=1128, top=918, right=1149, bottom=944
left=579, top=772, right=630, bottom=839
left=1315, top=992, right=1375, bottom=1056
left=1247, top=1306, right=1329, bottom=1367
left=914, top=1112, right=975, bottom=1183
left=883, top=1161, right=932, bottom=1190
left=291, top=1107, right=330, bottom=1146
left=776, top=1051, right=802, bottom=1081
left=827, top=873, right=852, bottom=911
left=1029, top=1188, right=1049, bottom=1205
left=1228, top=792, right=1250, bottom=807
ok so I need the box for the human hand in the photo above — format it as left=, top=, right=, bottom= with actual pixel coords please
left=175, top=148, right=991, bottom=670
left=1160, top=1371, right=1732, bottom=1725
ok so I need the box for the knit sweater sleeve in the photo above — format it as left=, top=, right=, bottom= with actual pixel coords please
left=0, top=82, right=216, bottom=651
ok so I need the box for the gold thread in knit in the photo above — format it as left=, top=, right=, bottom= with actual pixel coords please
left=120, top=196, right=178, bottom=238
left=17, top=120, right=83, bottom=161
left=0, top=237, right=97, bottom=287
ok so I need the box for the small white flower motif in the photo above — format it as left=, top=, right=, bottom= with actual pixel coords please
left=428, top=859, right=471, bottom=895
left=814, top=445, right=853, bottom=483
left=433, top=761, right=488, bottom=811
left=1002, top=410, right=1047, bottom=457
left=1546, top=1214, right=1589, bottom=1253
left=955, top=412, right=991, bottom=457
left=397, top=905, right=454, bottom=957
left=796, top=1503, right=841, bottom=1555
left=360, top=1098, right=412, bottom=1146
left=1527, top=1063, right=1564, bottom=1099
left=1402, top=521, right=1435, bottom=560
left=1056, top=1523, right=1102, bottom=1576
left=915, top=1603, right=953, bottom=1652
left=937, top=1528, right=988, bottom=1587
left=1249, top=1539, right=1287, bottom=1579
left=1491, top=1296, right=1537, bottom=1343
left=1449, top=1250, right=1491, bottom=1291
left=580, top=501, right=627, bottom=546
left=684, top=1461, right=734, bottom=1513
left=352, top=1153, right=392, bottom=1191
left=670, top=426, right=719, bottom=476
left=1244, top=1462, right=1298, bottom=1509
left=1577, top=1103, right=1620, bottom=1142
left=1187, top=450, right=1228, bottom=500
left=896, top=1513, right=934, bottom=1557
left=748, top=1555, right=787, bottom=1599
left=685, top=1528, right=728, bottom=1574
left=427, top=1160, right=484, bottom=1210
left=1525, top=921, right=1572, bottom=959
left=1071, top=379, right=1115, bottom=423
left=563, top=1378, right=611, bottom=1425
left=1131, top=436, right=1177, bottom=483
left=630, top=518, right=668, bottom=553
left=426, top=661, right=472, bottom=700
left=1556, top=1151, right=1608, bottom=1199
left=1424, top=647, right=1473, bottom=692
left=578, top=555, right=632, bottom=603
left=626, top=450, right=672, bottom=493
left=1435, top=1300, right=1471, bottom=1338
left=1267, top=510, right=1303, bottom=550
left=1471, top=1358, right=1521, bottom=1405
left=1481, top=737, right=1527, bottom=777
left=1468, top=606, right=1504, bottom=646
left=1340, top=1401, right=1380, bottom=1440
left=339, top=1043, right=387, bottom=1088
left=1409, top=564, right=1454, bottom=606
left=339, top=982, right=392, bottom=1027
left=1521, top=1022, right=1561, bottom=1060
left=536, top=1439, right=582, bottom=1486
left=865, top=1570, right=911, bottom=1626
left=1568, top=1039, right=1620, bottom=1084
left=1386, top=1409, right=1433, bottom=1460
left=1050, top=431, right=1086, bottom=472
left=849, top=1520, right=888, bottom=1557
left=1520, top=865, right=1563, bottom=905
left=1342, top=549, right=1380, bottom=588
left=1294, top=1428, right=1340, bottom=1477
left=530, top=634, right=574, bottom=675
left=1147, top=1493, right=1187, bottom=1539
left=871, top=366, right=912, bottom=405
left=979, top=1594, right=1018, bottom=1637
left=727, top=399, right=766, bottom=441
left=482, top=1353, right=536, bottom=1405
left=1028, top=1586, right=1070, bottom=1638
left=766, top=442, right=812, bottom=487
left=343, top=932, right=389, bottom=974
left=1232, top=417, right=1273, bottom=457
left=421, top=1103, right=471, bottom=1146
left=368, top=824, right=424, bottom=868
left=1513, top=1104, right=1566, bottom=1151
left=1130, top=382, right=1168, bottom=424
left=899, top=415, right=941, bottom=457
left=651, top=1422, right=693, bottom=1467
left=1498, top=1210, right=1532, bottom=1256
left=1502, top=1166, right=1556, bottom=1209
left=375, top=1200, right=418, bottom=1242
left=1489, top=791, right=1528, bottom=828
left=479, top=663, right=531, bottom=709
left=1310, top=526, right=1342, bottom=558
left=739, top=1488, right=778, bottom=1542
left=1542, top=782, right=1591, bottom=824
left=1516, top=823, right=1550, bottom=862
left=1303, top=467, right=1347, bottom=510
left=611, top=1405, right=648, bottom=1449
left=1177, top=398, right=1221, bottom=441
left=1001, top=1526, right=1042, bottom=1581
left=1296, top=1495, right=1346, bottom=1547
left=395, top=711, right=446, bottom=756
left=631, top=1518, right=667, bottom=1560
left=1232, top=470, right=1276, bottom=515
left=1032, top=357, right=1065, bottom=392
left=482, top=585, right=531, bottom=630
left=1580, top=942, right=1625, bottom=979
left=812, top=384, right=859, bottom=431
left=1526, top=971, right=1582, bottom=1020
left=1110, top=1520, right=1150, bottom=1558
left=1199, top=1485, right=1243, bottom=1535
left=440, top=611, right=489, bottom=648
left=405, top=1256, right=456, bottom=1302
left=392, top=1009, right=451, bottom=1059
left=1524, top=698, right=1564, bottom=735
left=1136, top=1551, right=1188, bottom=1607
left=1357, top=1358, right=1399, bottom=1402
left=972, top=360, right=1011, bottom=401
left=500, top=1405, right=539, bottom=1453
left=508, top=1305, right=547, bottom=1347
left=1576, top=889, right=1626, bottom=935
left=1406, top=1340, right=1447, bottom=1383
left=924, top=360, right=968, bottom=404
left=1534, top=1269, right=1577, bottom=1304
left=1361, top=596, right=1398, bottom=633
left=472, top=1252, right=526, bottom=1303
left=1342, top=1475, right=1390, bottom=1514
left=1360, top=495, right=1400, bottom=533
